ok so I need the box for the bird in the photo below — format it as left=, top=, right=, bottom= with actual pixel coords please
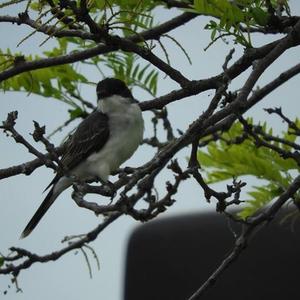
left=20, top=78, right=144, bottom=238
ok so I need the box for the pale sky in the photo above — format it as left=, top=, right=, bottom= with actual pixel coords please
left=1, top=2, right=300, bottom=299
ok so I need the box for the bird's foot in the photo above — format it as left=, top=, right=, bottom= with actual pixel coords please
left=103, top=180, right=117, bottom=203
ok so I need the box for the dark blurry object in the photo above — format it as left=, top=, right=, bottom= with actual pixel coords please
left=124, top=211, right=300, bottom=300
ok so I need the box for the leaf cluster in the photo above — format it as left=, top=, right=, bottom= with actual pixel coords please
left=193, top=0, right=291, bottom=47
left=0, top=1, right=161, bottom=117
left=197, top=119, right=300, bottom=218
left=0, top=48, right=88, bottom=109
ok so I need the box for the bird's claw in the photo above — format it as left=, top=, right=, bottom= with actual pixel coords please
left=104, top=181, right=116, bottom=202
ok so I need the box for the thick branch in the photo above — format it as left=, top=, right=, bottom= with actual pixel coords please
left=0, top=43, right=114, bottom=82
left=140, top=40, right=300, bottom=110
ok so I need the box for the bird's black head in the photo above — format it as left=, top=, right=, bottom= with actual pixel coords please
left=96, top=78, right=133, bottom=99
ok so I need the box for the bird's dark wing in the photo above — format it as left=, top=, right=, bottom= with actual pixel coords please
left=44, top=110, right=109, bottom=190
left=22, top=111, right=109, bottom=238
left=62, top=110, right=110, bottom=170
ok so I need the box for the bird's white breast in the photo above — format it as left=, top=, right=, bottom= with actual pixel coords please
left=84, top=95, right=144, bottom=181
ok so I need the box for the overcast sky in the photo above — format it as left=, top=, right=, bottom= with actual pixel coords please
left=1, top=2, right=300, bottom=299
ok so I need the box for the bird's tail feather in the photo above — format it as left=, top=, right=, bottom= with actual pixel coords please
left=20, top=187, right=58, bottom=239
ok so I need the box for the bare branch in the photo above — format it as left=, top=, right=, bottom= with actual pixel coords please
left=188, top=175, right=300, bottom=300
left=264, top=107, right=300, bottom=135
left=239, top=117, right=300, bottom=165
left=0, top=14, right=95, bottom=40
left=0, top=111, right=58, bottom=171
left=0, top=213, right=121, bottom=276
left=0, top=11, right=197, bottom=42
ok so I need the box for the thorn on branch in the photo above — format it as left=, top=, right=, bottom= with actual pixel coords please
left=220, top=91, right=237, bottom=107
left=13, top=56, right=26, bottom=66
left=167, top=159, right=183, bottom=175
left=1, top=111, right=18, bottom=130
left=17, top=11, right=29, bottom=24
left=222, top=48, right=235, bottom=73
left=165, top=181, right=173, bottom=193
left=1, top=111, right=60, bottom=170
left=31, top=120, right=65, bottom=170
left=32, top=121, right=46, bottom=142
left=11, top=275, right=23, bottom=293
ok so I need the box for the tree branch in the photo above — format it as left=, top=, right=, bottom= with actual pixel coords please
left=0, top=111, right=58, bottom=171
left=187, top=175, right=300, bottom=300
left=0, top=11, right=198, bottom=82
left=0, top=150, right=62, bottom=180
left=0, top=212, right=121, bottom=276
left=0, top=14, right=95, bottom=40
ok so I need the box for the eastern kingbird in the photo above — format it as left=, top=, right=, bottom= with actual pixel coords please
left=21, top=78, right=144, bottom=238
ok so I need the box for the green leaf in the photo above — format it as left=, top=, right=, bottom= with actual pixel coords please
left=251, top=7, right=269, bottom=26
left=68, top=108, right=87, bottom=119
left=138, top=64, right=150, bottom=81
left=92, top=0, right=106, bottom=9
left=238, top=184, right=282, bottom=219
